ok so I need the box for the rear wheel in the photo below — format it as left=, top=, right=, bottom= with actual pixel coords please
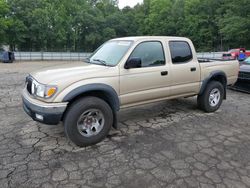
left=197, top=81, right=224, bottom=113
left=64, top=96, right=113, bottom=147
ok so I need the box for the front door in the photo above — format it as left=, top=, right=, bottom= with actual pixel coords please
left=119, top=41, right=171, bottom=107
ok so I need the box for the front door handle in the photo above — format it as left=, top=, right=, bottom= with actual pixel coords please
left=190, top=67, right=196, bottom=72
left=161, top=71, right=168, bottom=76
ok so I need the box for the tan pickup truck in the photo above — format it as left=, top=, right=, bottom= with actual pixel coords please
left=22, top=36, right=239, bottom=146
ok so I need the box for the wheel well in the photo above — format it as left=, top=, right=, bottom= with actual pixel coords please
left=66, top=90, right=117, bottom=111
left=209, top=75, right=227, bottom=99
left=199, top=73, right=227, bottom=99
left=61, top=90, right=119, bottom=124
left=210, top=75, right=227, bottom=86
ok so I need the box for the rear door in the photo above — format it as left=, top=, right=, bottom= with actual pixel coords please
left=168, top=41, right=201, bottom=96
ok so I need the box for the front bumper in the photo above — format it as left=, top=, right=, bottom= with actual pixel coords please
left=22, top=90, right=68, bottom=125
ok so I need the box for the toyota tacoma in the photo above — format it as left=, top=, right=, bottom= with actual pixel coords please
left=22, top=36, right=239, bottom=146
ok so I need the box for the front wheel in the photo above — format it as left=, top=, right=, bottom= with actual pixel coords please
left=197, top=81, right=224, bottom=113
left=64, top=97, right=113, bottom=147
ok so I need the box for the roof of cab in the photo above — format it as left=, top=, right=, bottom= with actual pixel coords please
left=111, top=36, right=189, bottom=42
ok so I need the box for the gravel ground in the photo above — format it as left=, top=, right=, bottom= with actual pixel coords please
left=0, top=61, right=250, bottom=188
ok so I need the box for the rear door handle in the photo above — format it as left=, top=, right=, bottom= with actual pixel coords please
left=190, top=67, right=196, bottom=72
left=161, top=71, right=168, bottom=76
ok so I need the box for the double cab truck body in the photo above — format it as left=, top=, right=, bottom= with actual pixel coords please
left=22, top=36, right=239, bottom=146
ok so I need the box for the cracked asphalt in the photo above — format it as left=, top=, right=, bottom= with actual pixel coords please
left=0, top=61, right=250, bottom=188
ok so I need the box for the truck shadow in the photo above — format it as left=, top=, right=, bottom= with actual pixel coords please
left=118, top=97, right=198, bottom=122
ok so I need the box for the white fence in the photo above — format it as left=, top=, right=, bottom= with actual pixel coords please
left=197, top=52, right=225, bottom=59
left=14, top=52, right=92, bottom=61
left=13, top=51, right=225, bottom=61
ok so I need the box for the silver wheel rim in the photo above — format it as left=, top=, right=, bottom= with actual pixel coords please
left=209, top=88, right=221, bottom=107
left=77, top=109, right=105, bottom=137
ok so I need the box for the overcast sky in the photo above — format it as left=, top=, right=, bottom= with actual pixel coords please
left=118, top=0, right=143, bottom=9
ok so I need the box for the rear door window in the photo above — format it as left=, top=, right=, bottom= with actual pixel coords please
left=169, top=41, right=193, bottom=64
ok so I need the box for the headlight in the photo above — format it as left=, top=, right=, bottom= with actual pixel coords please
left=30, top=79, right=57, bottom=98
left=36, top=84, right=46, bottom=98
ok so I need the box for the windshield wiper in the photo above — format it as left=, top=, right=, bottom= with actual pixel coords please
left=92, top=59, right=109, bottom=66
left=83, top=57, right=90, bottom=63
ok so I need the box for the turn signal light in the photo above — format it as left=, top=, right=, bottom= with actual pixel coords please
left=46, top=87, right=57, bottom=98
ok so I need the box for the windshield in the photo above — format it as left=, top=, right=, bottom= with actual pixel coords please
left=89, top=40, right=133, bottom=66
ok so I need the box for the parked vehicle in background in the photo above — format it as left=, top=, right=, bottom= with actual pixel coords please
left=238, top=62, right=250, bottom=82
left=230, top=65, right=250, bottom=93
left=0, top=50, right=15, bottom=63
left=229, top=57, right=250, bottom=93
left=22, top=36, right=239, bottom=147
left=242, top=57, right=250, bottom=64
left=223, top=48, right=250, bottom=60
left=0, top=50, right=3, bottom=62
left=222, top=53, right=234, bottom=60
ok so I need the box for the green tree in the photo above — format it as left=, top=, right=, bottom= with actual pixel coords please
left=181, top=0, right=222, bottom=51
left=2, top=0, right=250, bottom=52
left=218, top=0, right=250, bottom=49
left=5, top=18, right=27, bottom=51
left=0, top=0, right=9, bottom=45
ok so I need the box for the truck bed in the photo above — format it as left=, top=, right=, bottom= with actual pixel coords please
left=198, top=58, right=239, bottom=86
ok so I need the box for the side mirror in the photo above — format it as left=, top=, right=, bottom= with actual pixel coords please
left=125, top=57, right=142, bottom=69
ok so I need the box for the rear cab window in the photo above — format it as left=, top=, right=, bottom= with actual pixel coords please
left=169, top=41, right=193, bottom=64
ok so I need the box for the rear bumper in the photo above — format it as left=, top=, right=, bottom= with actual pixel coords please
left=22, top=90, right=68, bottom=125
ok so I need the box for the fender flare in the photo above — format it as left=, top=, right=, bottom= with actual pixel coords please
left=199, top=71, right=227, bottom=99
left=62, top=83, right=120, bottom=111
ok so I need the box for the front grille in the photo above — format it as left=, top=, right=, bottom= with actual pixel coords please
left=238, top=72, right=250, bottom=80
left=26, top=77, right=33, bottom=94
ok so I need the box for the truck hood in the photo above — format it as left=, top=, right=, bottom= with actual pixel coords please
left=30, top=62, right=118, bottom=85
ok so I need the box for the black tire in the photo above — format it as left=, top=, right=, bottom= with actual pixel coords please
left=197, top=81, right=224, bottom=113
left=64, top=96, right=113, bottom=147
